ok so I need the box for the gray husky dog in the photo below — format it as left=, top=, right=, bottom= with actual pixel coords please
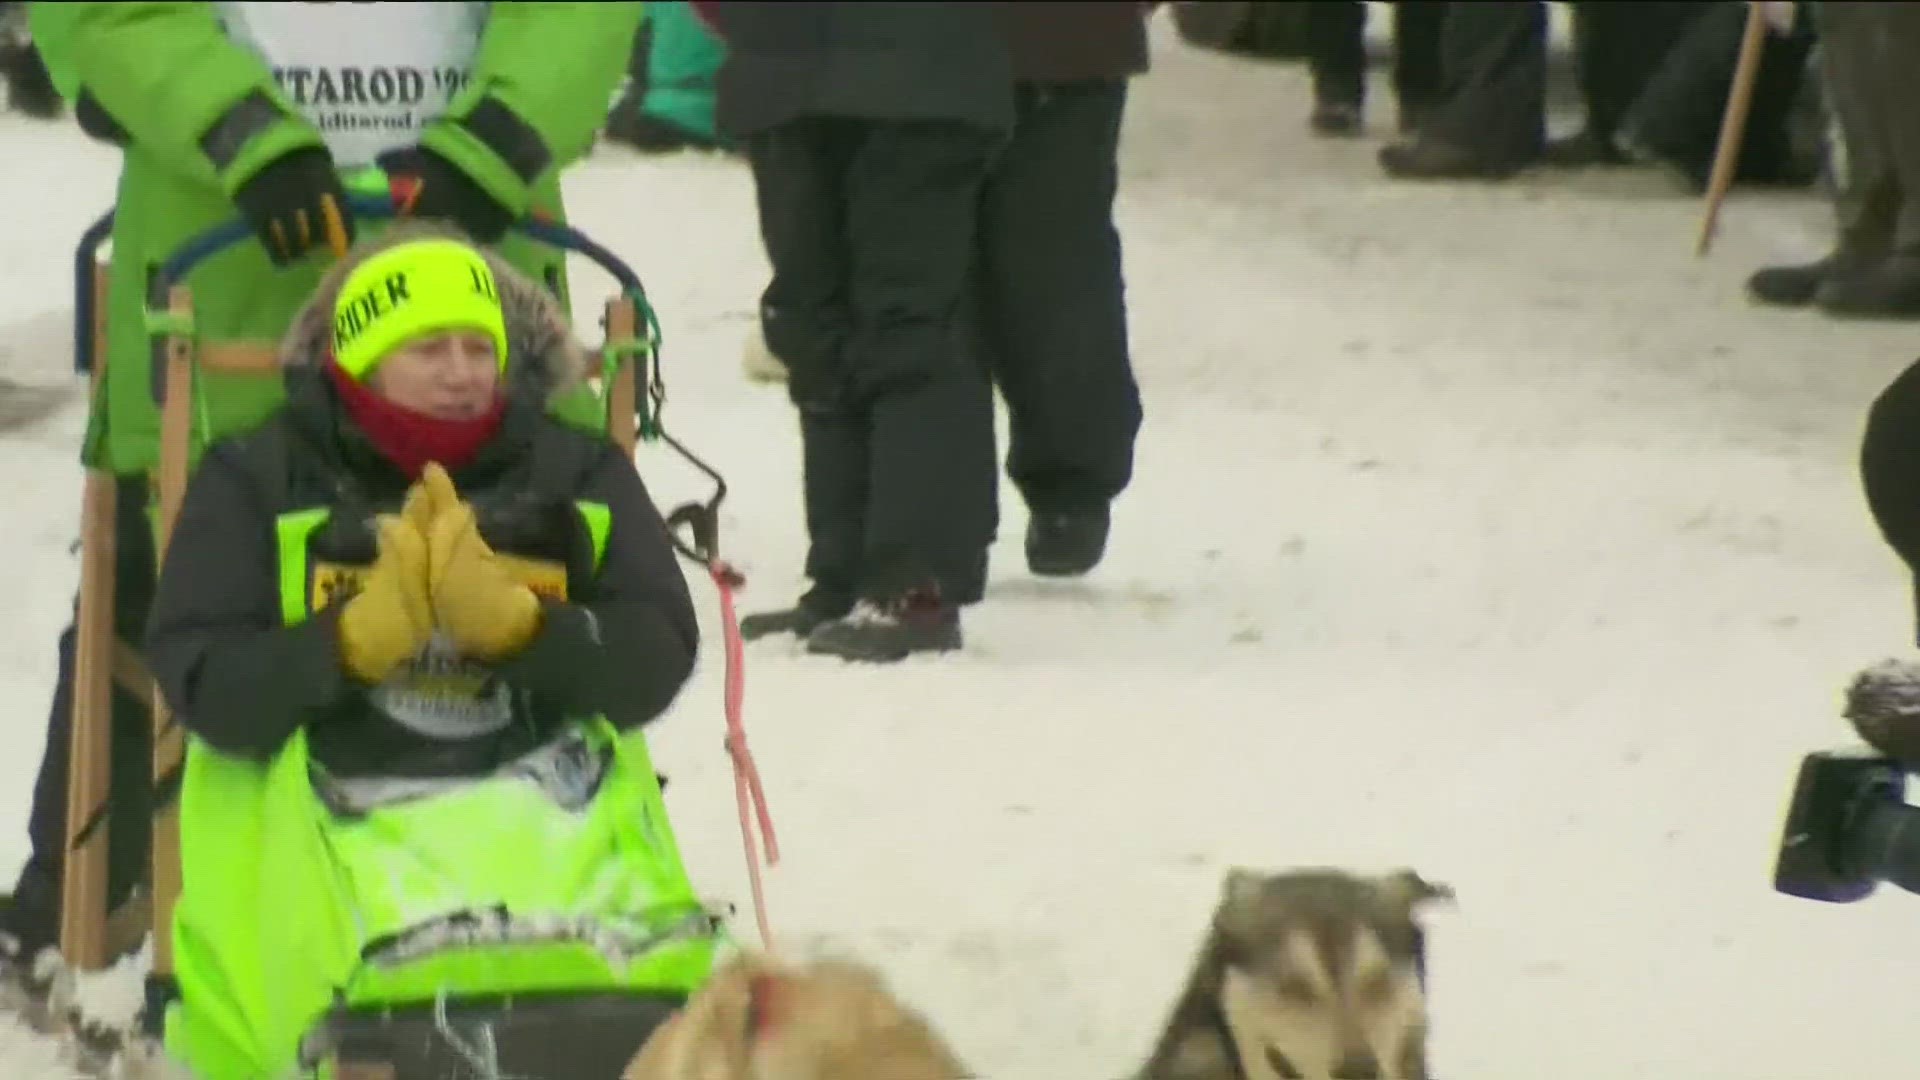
left=1133, top=867, right=1453, bottom=1080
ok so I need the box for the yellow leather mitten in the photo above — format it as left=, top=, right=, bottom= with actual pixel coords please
left=337, top=516, right=435, bottom=684
left=426, top=501, right=543, bottom=661
left=405, top=462, right=460, bottom=536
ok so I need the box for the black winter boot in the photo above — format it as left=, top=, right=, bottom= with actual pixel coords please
left=1309, top=89, right=1364, bottom=137
left=1746, top=246, right=1892, bottom=308
left=740, top=585, right=855, bottom=641
left=1379, top=136, right=1532, bottom=181
left=805, top=587, right=961, bottom=663
left=0, top=859, right=58, bottom=958
left=1395, top=90, right=1441, bottom=136
left=1026, top=507, right=1111, bottom=578
left=1747, top=258, right=1835, bottom=307
left=1817, top=257, right=1920, bottom=321
left=0, top=858, right=60, bottom=1005
left=1543, top=128, right=1627, bottom=168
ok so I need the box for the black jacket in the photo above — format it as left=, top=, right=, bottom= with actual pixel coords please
left=993, top=2, right=1150, bottom=84
left=146, top=229, right=698, bottom=777
left=1864, top=355, right=1920, bottom=579
left=712, top=1, right=1016, bottom=138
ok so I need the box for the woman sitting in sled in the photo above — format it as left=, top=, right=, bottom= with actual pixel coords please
left=144, top=224, right=722, bottom=1079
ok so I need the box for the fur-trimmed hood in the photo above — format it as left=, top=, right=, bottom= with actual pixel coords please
left=277, top=220, right=592, bottom=404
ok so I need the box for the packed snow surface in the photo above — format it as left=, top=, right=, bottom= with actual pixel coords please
left=2, top=14, right=1915, bottom=1079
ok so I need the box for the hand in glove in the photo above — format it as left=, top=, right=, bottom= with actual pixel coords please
left=410, top=464, right=543, bottom=661
left=336, top=516, right=434, bottom=684
left=402, top=462, right=455, bottom=541
left=377, top=145, right=515, bottom=243
left=232, top=145, right=356, bottom=266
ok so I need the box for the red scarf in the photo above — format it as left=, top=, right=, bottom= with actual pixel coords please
left=326, top=358, right=506, bottom=480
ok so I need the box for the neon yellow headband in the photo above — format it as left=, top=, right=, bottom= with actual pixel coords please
left=331, top=238, right=509, bottom=380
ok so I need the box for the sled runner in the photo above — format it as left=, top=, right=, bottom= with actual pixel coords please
left=60, top=189, right=745, bottom=1078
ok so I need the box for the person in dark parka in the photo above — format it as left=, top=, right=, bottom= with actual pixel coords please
left=712, top=2, right=1150, bottom=662
left=1749, top=2, right=1920, bottom=319
left=981, top=1, right=1148, bottom=581
left=1612, top=0, right=1818, bottom=189
left=708, top=1, right=1017, bottom=662
left=146, top=224, right=699, bottom=779
left=1861, top=354, right=1920, bottom=641
left=1547, top=1, right=1711, bottom=168
left=1379, top=0, right=1548, bottom=180
left=1304, top=0, right=1445, bottom=138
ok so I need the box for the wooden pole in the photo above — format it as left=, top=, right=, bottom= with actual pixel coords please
left=1696, top=3, right=1773, bottom=257
left=146, top=284, right=196, bottom=980
left=58, top=260, right=116, bottom=971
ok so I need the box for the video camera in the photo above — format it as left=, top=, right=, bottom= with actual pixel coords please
left=1774, top=659, right=1920, bottom=902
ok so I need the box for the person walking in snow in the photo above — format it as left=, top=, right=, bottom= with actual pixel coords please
left=1747, top=2, right=1920, bottom=319
left=1378, top=0, right=1549, bottom=179
left=706, top=1, right=1016, bottom=662
left=978, top=1, right=1148, bottom=580
left=1303, top=0, right=1444, bottom=138
left=715, top=1, right=1151, bottom=662
left=2, top=0, right=642, bottom=986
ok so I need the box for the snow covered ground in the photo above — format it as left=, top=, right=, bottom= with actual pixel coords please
left=6, top=13, right=1920, bottom=1079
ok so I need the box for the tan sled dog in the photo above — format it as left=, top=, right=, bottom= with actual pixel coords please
left=1133, top=867, right=1453, bottom=1080
left=623, top=951, right=969, bottom=1080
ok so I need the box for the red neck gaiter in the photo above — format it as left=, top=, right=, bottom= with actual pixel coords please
left=326, top=358, right=507, bottom=481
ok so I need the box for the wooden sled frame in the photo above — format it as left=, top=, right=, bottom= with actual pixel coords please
left=58, top=204, right=662, bottom=1020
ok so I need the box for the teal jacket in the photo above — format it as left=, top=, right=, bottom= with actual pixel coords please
left=29, top=1, right=644, bottom=475
left=637, top=2, right=724, bottom=141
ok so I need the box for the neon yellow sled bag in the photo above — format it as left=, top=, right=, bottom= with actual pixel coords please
left=164, top=717, right=720, bottom=1079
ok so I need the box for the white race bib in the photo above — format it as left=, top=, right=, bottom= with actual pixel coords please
left=371, top=632, right=515, bottom=741
left=213, top=1, right=489, bottom=167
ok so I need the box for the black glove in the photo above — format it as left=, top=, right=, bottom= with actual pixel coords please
left=377, top=145, right=515, bottom=243
left=231, top=145, right=356, bottom=267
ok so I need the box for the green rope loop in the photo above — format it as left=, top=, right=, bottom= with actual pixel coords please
left=143, top=308, right=194, bottom=338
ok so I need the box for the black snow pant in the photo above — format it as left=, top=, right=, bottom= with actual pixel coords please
left=749, top=116, right=1002, bottom=606
left=1801, top=2, right=1920, bottom=263
left=979, top=80, right=1142, bottom=517
left=1619, top=0, right=1819, bottom=188
left=12, top=475, right=155, bottom=943
left=1419, top=0, right=1549, bottom=164
left=1305, top=0, right=1446, bottom=108
left=1568, top=1, right=1714, bottom=146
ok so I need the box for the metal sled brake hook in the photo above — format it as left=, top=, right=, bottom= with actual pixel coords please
left=666, top=500, right=732, bottom=580
left=658, top=426, right=738, bottom=583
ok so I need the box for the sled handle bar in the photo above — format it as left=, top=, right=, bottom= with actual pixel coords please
left=148, top=193, right=646, bottom=304
left=106, top=196, right=735, bottom=567
left=74, top=210, right=116, bottom=374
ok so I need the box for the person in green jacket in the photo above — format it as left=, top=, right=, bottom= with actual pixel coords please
left=0, top=0, right=644, bottom=987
